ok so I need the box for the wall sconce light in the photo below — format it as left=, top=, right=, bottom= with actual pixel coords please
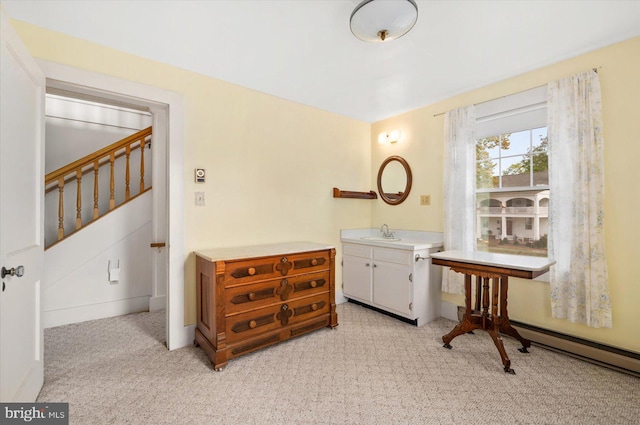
left=378, top=130, right=401, bottom=144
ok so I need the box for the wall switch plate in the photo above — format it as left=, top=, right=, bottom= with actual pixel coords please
left=420, top=195, right=431, bottom=206
left=195, top=192, right=205, bottom=206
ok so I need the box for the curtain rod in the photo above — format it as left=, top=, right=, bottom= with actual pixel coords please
left=432, top=67, right=600, bottom=118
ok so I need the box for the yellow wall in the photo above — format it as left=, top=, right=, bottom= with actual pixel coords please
left=12, top=19, right=640, bottom=353
left=371, top=36, right=640, bottom=353
left=10, top=20, right=373, bottom=325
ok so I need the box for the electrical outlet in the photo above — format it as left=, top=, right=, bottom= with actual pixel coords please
left=195, top=192, right=205, bottom=206
left=420, top=195, right=431, bottom=206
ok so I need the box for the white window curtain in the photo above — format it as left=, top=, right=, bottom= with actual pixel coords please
left=442, top=105, right=476, bottom=294
left=547, top=70, right=612, bottom=328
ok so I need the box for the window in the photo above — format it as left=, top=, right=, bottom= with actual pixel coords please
left=474, top=86, right=548, bottom=257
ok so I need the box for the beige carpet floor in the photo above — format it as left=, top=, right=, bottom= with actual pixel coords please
left=37, top=302, right=640, bottom=424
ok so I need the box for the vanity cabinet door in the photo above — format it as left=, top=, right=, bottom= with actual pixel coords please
left=343, top=254, right=373, bottom=302
left=372, top=260, right=412, bottom=316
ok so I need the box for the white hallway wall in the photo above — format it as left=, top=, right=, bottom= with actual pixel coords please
left=45, top=94, right=152, bottom=172
left=44, top=96, right=155, bottom=328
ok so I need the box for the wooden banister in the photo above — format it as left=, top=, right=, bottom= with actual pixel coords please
left=45, top=148, right=137, bottom=194
left=44, top=126, right=152, bottom=248
left=45, top=126, right=151, bottom=186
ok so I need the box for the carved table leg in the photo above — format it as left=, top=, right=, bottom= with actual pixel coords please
left=487, top=327, right=514, bottom=373
left=489, top=277, right=514, bottom=374
left=443, top=274, right=475, bottom=348
left=442, top=320, right=475, bottom=349
left=498, top=276, right=531, bottom=353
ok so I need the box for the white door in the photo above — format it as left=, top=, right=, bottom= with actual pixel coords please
left=0, top=10, right=46, bottom=402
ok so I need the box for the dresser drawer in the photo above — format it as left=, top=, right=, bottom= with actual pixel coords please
left=225, top=293, right=330, bottom=343
left=224, top=250, right=330, bottom=286
left=225, top=271, right=329, bottom=315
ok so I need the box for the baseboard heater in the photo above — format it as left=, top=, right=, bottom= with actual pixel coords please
left=456, top=306, right=640, bottom=377
left=511, top=320, right=640, bottom=377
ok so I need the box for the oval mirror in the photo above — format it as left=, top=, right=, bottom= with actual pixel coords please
left=377, top=156, right=412, bottom=205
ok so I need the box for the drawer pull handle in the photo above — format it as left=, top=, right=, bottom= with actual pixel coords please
left=248, top=293, right=256, bottom=301
left=310, top=280, right=317, bottom=288
left=310, top=258, right=318, bottom=266
left=311, top=303, right=318, bottom=311
left=247, top=267, right=256, bottom=276
left=365, top=263, right=370, bottom=267
left=249, top=320, right=257, bottom=329
left=277, top=304, right=293, bottom=326
left=281, top=257, right=288, bottom=263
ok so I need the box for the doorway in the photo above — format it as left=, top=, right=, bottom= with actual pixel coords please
left=43, top=89, right=160, bottom=334
left=39, top=60, right=190, bottom=350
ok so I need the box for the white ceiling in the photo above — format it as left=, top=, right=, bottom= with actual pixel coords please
left=4, top=0, right=640, bottom=122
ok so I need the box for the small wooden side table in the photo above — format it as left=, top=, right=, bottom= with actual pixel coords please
left=430, top=250, right=555, bottom=374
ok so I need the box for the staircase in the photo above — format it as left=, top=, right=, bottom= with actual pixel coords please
left=44, top=126, right=152, bottom=248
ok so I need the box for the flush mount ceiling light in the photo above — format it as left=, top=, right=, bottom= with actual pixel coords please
left=350, top=0, right=418, bottom=43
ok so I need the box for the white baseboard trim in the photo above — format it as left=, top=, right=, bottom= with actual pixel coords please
left=44, top=296, right=150, bottom=329
left=168, top=324, right=196, bottom=351
left=440, top=300, right=459, bottom=321
left=149, top=295, right=166, bottom=312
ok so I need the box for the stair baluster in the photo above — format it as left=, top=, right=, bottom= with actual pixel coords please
left=45, top=126, right=152, bottom=249
left=76, top=169, right=82, bottom=230
left=93, top=160, right=99, bottom=219
left=140, top=140, right=145, bottom=192
left=57, top=177, right=64, bottom=241
left=109, top=151, right=115, bottom=210
left=125, top=145, right=131, bottom=201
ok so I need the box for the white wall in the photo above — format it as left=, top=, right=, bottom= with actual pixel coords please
left=44, top=192, right=153, bottom=328
left=45, top=94, right=152, bottom=172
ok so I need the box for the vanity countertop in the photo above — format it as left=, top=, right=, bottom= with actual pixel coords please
left=340, top=228, right=443, bottom=251
left=195, top=241, right=334, bottom=262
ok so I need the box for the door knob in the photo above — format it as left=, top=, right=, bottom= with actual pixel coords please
left=1, top=265, right=24, bottom=278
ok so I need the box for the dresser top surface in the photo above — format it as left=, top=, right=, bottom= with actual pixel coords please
left=195, top=241, right=334, bottom=262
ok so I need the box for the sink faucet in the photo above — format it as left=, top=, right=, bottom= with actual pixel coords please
left=380, top=224, right=394, bottom=239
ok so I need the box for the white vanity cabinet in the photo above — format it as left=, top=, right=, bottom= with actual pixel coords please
left=342, top=239, right=442, bottom=326
left=371, top=247, right=414, bottom=316
left=342, top=244, right=374, bottom=302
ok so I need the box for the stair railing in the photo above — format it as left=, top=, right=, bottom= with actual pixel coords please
left=44, top=126, right=152, bottom=247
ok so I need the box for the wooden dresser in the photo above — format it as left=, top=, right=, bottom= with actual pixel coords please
left=194, top=242, right=338, bottom=370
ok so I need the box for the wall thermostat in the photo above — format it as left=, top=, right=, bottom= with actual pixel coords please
left=195, top=168, right=205, bottom=183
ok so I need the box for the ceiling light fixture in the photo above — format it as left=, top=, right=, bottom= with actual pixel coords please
left=350, top=0, right=418, bottom=43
